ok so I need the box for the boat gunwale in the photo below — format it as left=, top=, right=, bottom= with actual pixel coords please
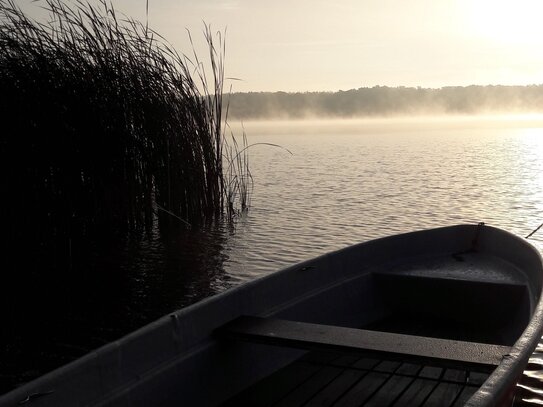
left=464, top=227, right=543, bottom=406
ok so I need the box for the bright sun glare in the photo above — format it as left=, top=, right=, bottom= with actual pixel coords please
left=468, top=0, right=543, bottom=45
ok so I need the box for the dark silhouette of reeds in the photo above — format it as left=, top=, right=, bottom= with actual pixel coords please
left=0, top=0, right=248, bottom=255
left=0, top=1, right=254, bottom=392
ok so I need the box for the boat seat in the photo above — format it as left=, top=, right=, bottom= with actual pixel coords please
left=220, top=316, right=511, bottom=371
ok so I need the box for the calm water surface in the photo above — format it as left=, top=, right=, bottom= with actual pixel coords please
left=226, top=117, right=543, bottom=280
left=4, top=116, right=543, bottom=404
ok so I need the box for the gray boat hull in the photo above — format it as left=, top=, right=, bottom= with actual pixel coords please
left=1, top=224, right=542, bottom=406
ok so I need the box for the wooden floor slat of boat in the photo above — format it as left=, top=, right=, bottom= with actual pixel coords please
left=222, top=351, right=490, bottom=407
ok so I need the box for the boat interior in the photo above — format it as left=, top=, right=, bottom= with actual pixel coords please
left=219, top=251, right=532, bottom=406
left=369, top=268, right=529, bottom=346
left=222, top=348, right=491, bottom=406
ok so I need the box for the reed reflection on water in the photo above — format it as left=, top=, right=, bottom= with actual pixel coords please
left=3, top=116, right=543, bottom=403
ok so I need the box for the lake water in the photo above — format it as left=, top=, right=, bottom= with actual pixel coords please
left=3, top=115, right=543, bottom=404
left=226, top=116, right=543, bottom=278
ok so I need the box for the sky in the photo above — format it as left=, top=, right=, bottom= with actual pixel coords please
left=19, top=0, right=543, bottom=92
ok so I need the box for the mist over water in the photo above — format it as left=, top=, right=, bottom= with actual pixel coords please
left=227, top=87, right=543, bottom=120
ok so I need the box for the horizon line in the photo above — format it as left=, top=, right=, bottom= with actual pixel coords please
left=227, top=83, right=543, bottom=94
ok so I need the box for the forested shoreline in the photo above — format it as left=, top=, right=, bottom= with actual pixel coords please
left=227, top=85, right=543, bottom=119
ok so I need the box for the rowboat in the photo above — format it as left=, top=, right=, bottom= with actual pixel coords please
left=1, top=224, right=542, bottom=406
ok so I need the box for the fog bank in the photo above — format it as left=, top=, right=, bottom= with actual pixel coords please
left=226, top=85, right=543, bottom=119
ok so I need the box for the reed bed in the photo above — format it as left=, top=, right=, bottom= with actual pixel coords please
left=0, top=2, right=253, bottom=392
left=0, top=0, right=249, bottom=257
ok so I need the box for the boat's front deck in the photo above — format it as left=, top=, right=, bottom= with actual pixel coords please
left=223, top=350, right=490, bottom=407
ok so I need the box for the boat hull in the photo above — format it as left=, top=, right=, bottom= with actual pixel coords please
left=1, top=224, right=542, bottom=406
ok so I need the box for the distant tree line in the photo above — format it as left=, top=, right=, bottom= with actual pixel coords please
left=226, top=85, right=543, bottom=119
